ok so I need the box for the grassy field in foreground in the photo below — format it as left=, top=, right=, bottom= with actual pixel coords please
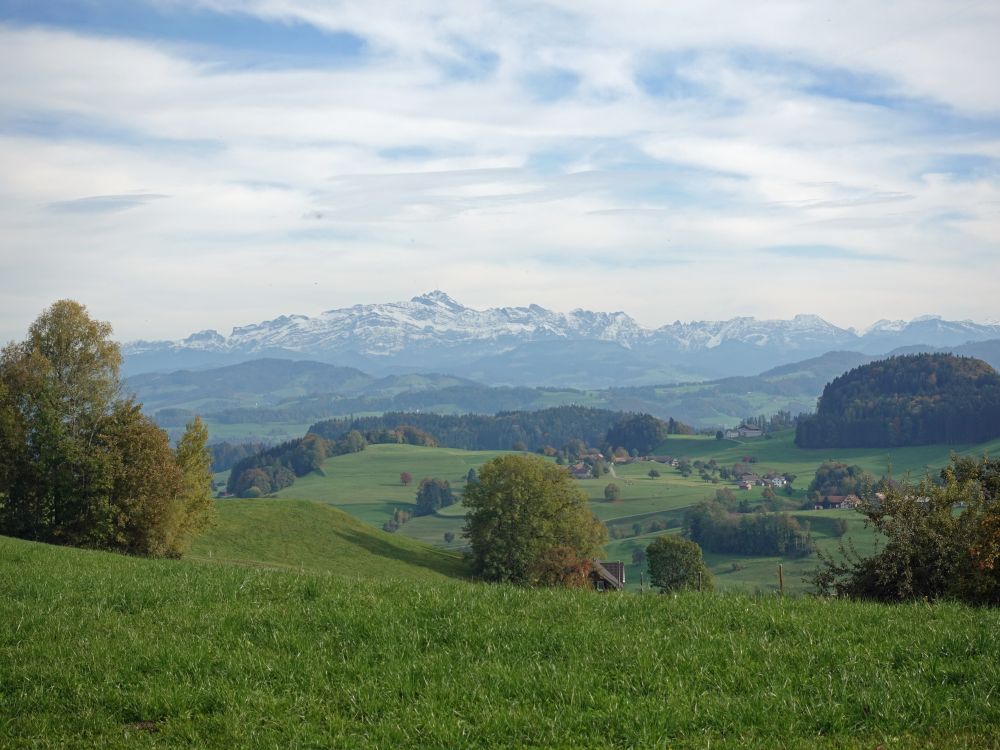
left=2, top=535, right=999, bottom=749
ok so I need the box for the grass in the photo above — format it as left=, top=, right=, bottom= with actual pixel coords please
left=189, top=498, right=467, bottom=580
left=654, top=430, right=1000, bottom=479
left=2, top=535, right=999, bottom=748
left=200, top=419, right=317, bottom=443
left=269, top=435, right=1000, bottom=584
left=276, top=443, right=515, bottom=536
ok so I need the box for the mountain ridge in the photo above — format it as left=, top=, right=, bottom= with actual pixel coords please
left=122, top=291, right=1000, bottom=383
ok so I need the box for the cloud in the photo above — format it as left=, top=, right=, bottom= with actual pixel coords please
left=761, top=244, right=902, bottom=263
left=0, top=2, right=997, bottom=342
left=46, top=193, right=168, bottom=214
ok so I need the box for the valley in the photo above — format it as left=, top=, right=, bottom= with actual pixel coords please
left=217, top=430, right=1000, bottom=594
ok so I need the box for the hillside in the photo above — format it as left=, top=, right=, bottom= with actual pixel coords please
left=189, top=498, right=467, bottom=580
left=3, top=535, right=999, bottom=748
left=797, top=354, right=1000, bottom=448
left=139, top=349, right=879, bottom=445
left=272, top=434, right=1000, bottom=591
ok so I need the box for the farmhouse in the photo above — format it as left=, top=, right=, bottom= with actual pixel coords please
left=814, top=495, right=856, bottom=510
left=590, top=561, right=625, bottom=591
left=737, top=425, right=763, bottom=438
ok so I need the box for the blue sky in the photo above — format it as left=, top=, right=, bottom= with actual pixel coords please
left=0, top=0, right=998, bottom=341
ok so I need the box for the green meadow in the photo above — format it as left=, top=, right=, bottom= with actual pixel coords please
left=3, top=534, right=999, bottom=749
left=267, top=431, right=1000, bottom=590
left=189, top=498, right=466, bottom=581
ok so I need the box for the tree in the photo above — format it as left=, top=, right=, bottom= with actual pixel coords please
left=812, top=456, right=1000, bottom=605
left=632, top=546, right=646, bottom=565
left=0, top=300, right=214, bottom=556
left=414, top=478, right=455, bottom=516
left=465, top=468, right=478, bottom=485
left=400, top=471, right=413, bottom=486
left=528, top=545, right=593, bottom=588
left=808, top=462, right=870, bottom=498
left=173, top=416, right=215, bottom=542
left=648, top=468, right=661, bottom=478
left=605, top=414, right=668, bottom=455
left=463, top=454, right=607, bottom=585
left=715, top=430, right=724, bottom=440
left=604, top=482, right=622, bottom=502
left=646, top=535, right=713, bottom=593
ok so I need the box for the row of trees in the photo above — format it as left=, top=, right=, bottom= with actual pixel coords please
left=414, top=478, right=456, bottom=516
left=683, top=501, right=814, bottom=557
left=311, top=407, right=642, bottom=454
left=604, top=413, right=692, bottom=455
left=226, top=430, right=367, bottom=497
left=806, top=461, right=870, bottom=499
left=0, top=301, right=214, bottom=557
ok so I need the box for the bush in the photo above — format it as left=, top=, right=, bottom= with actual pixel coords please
left=414, top=478, right=455, bottom=516
left=646, top=535, right=713, bottom=593
left=811, top=456, right=1000, bottom=605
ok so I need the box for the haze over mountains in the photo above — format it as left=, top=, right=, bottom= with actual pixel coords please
left=124, top=291, right=1000, bottom=387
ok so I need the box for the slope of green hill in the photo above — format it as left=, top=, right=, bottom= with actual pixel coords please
left=274, top=434, right=1000, bottom=567
left=3, top=535, right=999, bottom=748
left=276, top=443, right=516, bottom=528
left=189, top=498, right=467, bottom=580
left=653, top=429, right=1000, bottom=477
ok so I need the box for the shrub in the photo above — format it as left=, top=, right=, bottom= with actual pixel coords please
left=646, top=535, right=713, bottom=593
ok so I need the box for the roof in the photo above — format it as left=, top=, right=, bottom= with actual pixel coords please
left=591, top=561, right=624, bottom=590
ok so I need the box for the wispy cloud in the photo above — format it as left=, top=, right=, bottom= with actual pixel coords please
left=46, top=193, right=168, bottom=214
left=0, top=1, right=997, bottom=340
left=761, top=244, right=903, bottom=263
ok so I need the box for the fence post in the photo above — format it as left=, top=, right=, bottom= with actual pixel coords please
left=778, top=564, right=784, bottom=596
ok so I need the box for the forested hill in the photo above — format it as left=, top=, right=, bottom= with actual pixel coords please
left=795, top=354, right=1000, bottom=448
left=309, top=407, right=690, bottom=453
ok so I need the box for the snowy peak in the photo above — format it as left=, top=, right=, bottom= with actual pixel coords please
left=649, top=313, right=854, bottom=350
left=857, top=316, right=1000, bottom=351
left=122, top=293, right=1000, bottom=380
left=411, top=290, right=464, bottom=311
left=181, top=329, right=226, bottom=349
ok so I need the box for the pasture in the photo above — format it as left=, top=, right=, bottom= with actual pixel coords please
left=270, top=431, right=1000, bottom=591
left=2, top=535, right=998, bottom=748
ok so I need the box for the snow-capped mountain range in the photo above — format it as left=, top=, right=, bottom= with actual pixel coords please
left=123, top=291, right=1000, bottom=385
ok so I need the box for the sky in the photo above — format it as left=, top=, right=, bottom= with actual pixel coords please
left=1, top=0, right=999, bottom=342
